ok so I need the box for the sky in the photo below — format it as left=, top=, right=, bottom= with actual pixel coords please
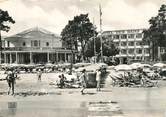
left=0, top=0, right=166, bottom=36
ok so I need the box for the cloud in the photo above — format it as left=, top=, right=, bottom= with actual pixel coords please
left=0, top=0, right=67, bottom=35
left=0, top=0, right=164, bottom=36
left=124, top=0, right=166, bottom=7
left=101, top=0, right=159, bottom=30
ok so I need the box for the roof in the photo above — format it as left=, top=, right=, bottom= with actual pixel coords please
left=18, top=27, right=59, bottom=37
left=5, top=27, right=60, bottom=40
left=102, top=28, right=146, bottom=35
left=1, top=36, right=7, bottom=40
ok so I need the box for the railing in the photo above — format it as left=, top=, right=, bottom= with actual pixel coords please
left=2, top=47, right=75, bottom=52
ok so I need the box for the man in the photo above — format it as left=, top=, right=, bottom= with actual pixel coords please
left=79, top=69, right=87, bottom=94
left=96, top=68, right=101, bottom=91
left=60, top=74, right=66, bottom=88
left=37, top=69, right=42, bottom=81
left=6, top=68, right=16, bottom=95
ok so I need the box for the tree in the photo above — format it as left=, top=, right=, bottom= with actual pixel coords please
left=61, top=14, right=97, bottom=61
left=0, top=9, right=15, bottom=63
left=85, top=37, right=119, bottom=60
left=143, top=4, right=166, bottom=61
left=161, top=53, right=166, bottom=61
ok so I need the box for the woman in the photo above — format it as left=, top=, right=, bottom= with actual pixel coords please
left=79, top=69, right=87, bottom=94
left=96, top=69, right=101, bottom=91
left=6, top=68, right=16, bottom=95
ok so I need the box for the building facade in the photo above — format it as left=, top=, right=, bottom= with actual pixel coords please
left=1, top=27, right=74, bottom=64
left=103, top=29, right=150, bottom=63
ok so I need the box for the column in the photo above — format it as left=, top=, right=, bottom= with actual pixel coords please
left=134, top=34, right=136, bottom=60
left=4, top=53, right=6, bottom=63
left=47, top=52, right=49, bottom=63
left=158, top=46, right=161, bottom=61
left=126, top=34, right=129, bottom=58
left=10, top=53, right=12, bottom=64
left=15, top=52, right=18, bottom=64
left=56, top=52, right=58, bottom=63
left=18, top=53, right=20, bottom=64
left=0, top=52, right=1, bottom=64
left=120, top=58, right=123, bottom=64
left=30, top=52, right=33, bottom=64
left=64, top=53, right=66, bottom=62
left=142, top=47, right=145, bottom=61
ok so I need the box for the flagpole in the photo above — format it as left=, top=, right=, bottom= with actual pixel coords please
left=93, top=18, right=96, bottom=63
left=99, top=4, right=103, bottom=62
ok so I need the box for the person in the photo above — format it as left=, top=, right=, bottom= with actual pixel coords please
left=59, top=74, right=66, bottom=88
left=6, top=68, right=16, bottom=95
left=96, top=69, right=101, bottom=91
left=37, top=69, right=42, bottom=81
left=79, top=69, right=87, bottom=94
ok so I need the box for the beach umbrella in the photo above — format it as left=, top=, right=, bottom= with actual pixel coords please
left=97, top=63, right=108, bottom=68
left=73, top=63, right=91, bottom=68
left=130, top=63, right=143, bottom=69
left=10, top=63, right=20, bottom=67
left=115, top=64, right=132, bottom=71
left=153, top=63, right=165, bottom=67
left=45, top=63, right=54, bottom=67
left=108, top=70, right=124, bottom=79
left=107, top=65, right=115, bottom=70
left=0, top=63, right=9, bottom=68
left=142, top=64, right=151, bottom=68
left=62, top=63, right=71, bottom=67
left=75, top=63, right=107, bottom=72
left=23, top=64, right=35, bottom=68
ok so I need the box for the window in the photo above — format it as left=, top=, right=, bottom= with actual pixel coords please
left=136, top=56, right=141, bottom=60
left=7, top=41, right=10, bottom=47
left=136, top=49, right=142, bottom=54
left=23, top=42, right=26, bottom=46
left=136, top=33, right=142, bottom=38
left=121, top=49, right=127, bottom=54
left=121, top=42, right=127, bottom=46
left=136, top=42, right=141, bottom=46
left=34, top=40, right=38, bottom=46
left=128, top=49, right=134, bottom=54
left=161, top=49, right=164, bottom=53
left=113, top=35, right=119, bottom=39
left=115, top=42, right=119, bottom=46
left=128, top=34, right=135, bottom=38
left=108, top=35, right=112, bottom=39
left=121, top=34, right=127, bottom=39
left=128, top=42, right=134, bottom=46
left=46, top=42, right=49, bottom=46
left=145, top=49, right=149, bottom=54
left=31, top=40, right=40, bottom=47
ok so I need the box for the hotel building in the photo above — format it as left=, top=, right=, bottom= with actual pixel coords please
left=102, top=29, right=150, bottom=63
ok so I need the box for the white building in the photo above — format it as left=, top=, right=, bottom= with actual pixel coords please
left=1, top=27, right=75, bottom=64
left=103, top=29, right=150, bottom=63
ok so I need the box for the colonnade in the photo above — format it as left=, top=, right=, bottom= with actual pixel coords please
left=2, top=51, right=72, bottom=64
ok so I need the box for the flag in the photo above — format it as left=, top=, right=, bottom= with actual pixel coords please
left=99, top=4, right=102, bottom=16
left=99, top=4, right=102, bottom=26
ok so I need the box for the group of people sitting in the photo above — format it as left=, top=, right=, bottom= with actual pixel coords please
left=56, top=68, right=104, bottom=94
left=57, top=74, right=67, bottom=88
left=113, top=68, right=159, bottom=87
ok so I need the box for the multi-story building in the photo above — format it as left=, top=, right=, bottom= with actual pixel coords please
left=1, top=27, right=75, bottom=64
left=103, top=29, right=150, bottom=64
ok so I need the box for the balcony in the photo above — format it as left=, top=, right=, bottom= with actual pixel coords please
left=2, top=47, right=74, bottom=53
left=113, top=39, right=119, bottom=42
left=128, top=46, right=135, bottom=49
left=143, top=45, right=149, bottom=48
